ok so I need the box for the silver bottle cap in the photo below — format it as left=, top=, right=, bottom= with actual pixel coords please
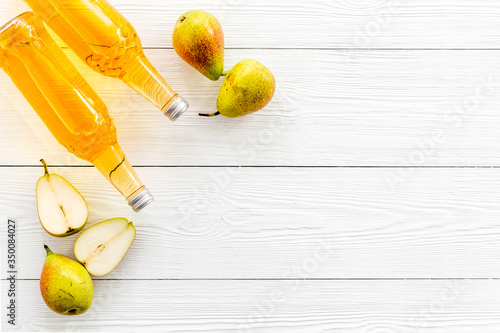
left=128, top=188, right=154, bottom=212
left=164, top=96, right=189, bottom=121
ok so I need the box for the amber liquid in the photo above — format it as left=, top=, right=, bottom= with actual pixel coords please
left=0, top=12, right=147, bottom=202
left=25, top=0, right=181, bottom=114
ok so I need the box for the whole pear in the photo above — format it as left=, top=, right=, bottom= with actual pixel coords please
left=173, top=10, right=224, bottom=81
left=40, top=245, right=93, bottom=315
left=200, top=59, right=275, bottom=118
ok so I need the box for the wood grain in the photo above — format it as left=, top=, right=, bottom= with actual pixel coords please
left=2, top=49, right=500, bottom=166
left=2, top=0, right=500, bottom=49
left=2, top=0, right=500, bottom=331
left=3, top=167, right=500, bottom=279
left=3, top=280, right=500, bottom=332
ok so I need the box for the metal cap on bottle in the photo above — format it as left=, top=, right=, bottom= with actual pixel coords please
left=128, top=188, right=154, bottom=212
left=164, top=96, right=189, bottom=121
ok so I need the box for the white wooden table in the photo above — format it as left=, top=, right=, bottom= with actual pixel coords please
left=2, top=0, right=500, bottom=331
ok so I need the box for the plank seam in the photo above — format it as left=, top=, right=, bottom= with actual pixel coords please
left=2, top=165, right=500, bottom=168
left=5, top=277, right=500, bottom=281
left=53, top=46, right=500, bottom=51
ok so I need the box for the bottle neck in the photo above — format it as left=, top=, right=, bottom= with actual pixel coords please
left=122, top=53, right=178, bottom=113
left=91, top=143, right=145, bottom=201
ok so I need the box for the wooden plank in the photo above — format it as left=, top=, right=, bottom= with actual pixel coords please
left=2, top=0, right=500, bottom=49
left=3, top=279, right=500, bottom=332
left=3, top=167, right=500, bottom=279
left=1, top=49, right=500, bottom=166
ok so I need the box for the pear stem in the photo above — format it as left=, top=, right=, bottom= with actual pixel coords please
left=221, top=71, right=228, bottom=76
left=40, top=159, right=49, bottom=176
left=199, top=111, right=221, bottom=117
left=44, top=244, right=53, bottom=256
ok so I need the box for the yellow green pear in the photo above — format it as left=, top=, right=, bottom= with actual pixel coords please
left=200, top=59, right=275, bottom=118
left=40, top=245, right=93, bottom=315
left=173, top=10, right=224, bottom=81
left=36, top=159, right=88, bottom=237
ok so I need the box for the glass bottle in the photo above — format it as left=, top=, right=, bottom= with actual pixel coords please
left=0, top=12, right=153, bottom=212
left=24, top=0, right=189, bottom=121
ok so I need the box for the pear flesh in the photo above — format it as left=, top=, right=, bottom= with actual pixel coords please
left=40, top=245, right=93, bottom=315
left=74, top=218, right=136, bottom=276
left=173, top=10, right=225, bottom=81
left=36, top=159, right=88, bottom=237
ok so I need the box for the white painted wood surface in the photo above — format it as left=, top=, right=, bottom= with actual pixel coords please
left=4, top=280, right=500, bottom=332
left=1, top=0, right=500, bottom=332
left=4, top=49, right=500, bottom=166
left=4, top=167, right=500, bottom=280
left=4, top=0, right=500, bottom=49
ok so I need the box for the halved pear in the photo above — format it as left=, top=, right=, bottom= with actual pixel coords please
left=74, top=218, right=136, bottom=276
left=36, top=159, right=88, bottom=237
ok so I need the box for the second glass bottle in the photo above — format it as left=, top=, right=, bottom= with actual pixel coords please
left=25, top=0, right=189, bottom=121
